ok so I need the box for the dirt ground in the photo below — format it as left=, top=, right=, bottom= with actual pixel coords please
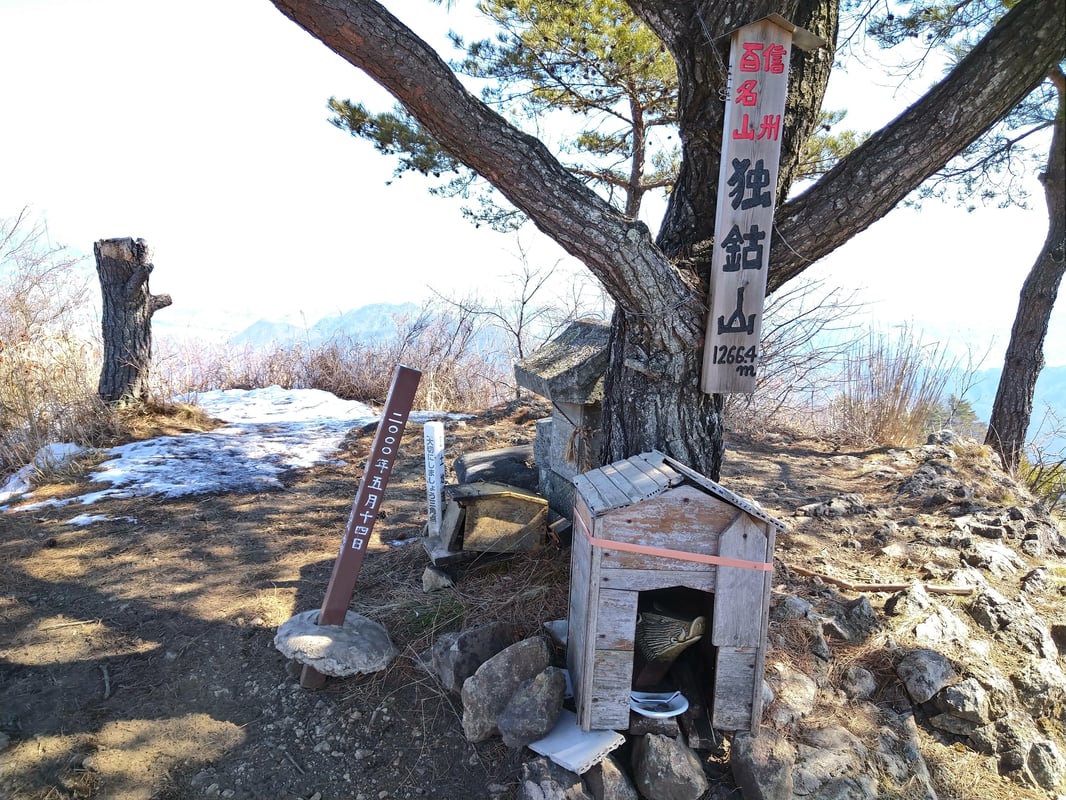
left=0, top=400, right=1061, bottom=799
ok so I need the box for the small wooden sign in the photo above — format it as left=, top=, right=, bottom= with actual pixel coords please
left=702, top=16, right=822, bottom=394
left=423, top=421, right=445, bottom=536
left=301, top=364, right=421, bottom=688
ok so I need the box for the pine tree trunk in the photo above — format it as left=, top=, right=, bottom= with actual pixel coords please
left=602, top=307, right=726, bottom=480
left=986, top=72, right=1065, bottom=471
left=95, top=238, right=172, bottom=404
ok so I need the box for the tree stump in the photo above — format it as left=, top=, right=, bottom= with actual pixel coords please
left=94, top=238, right=172, bottom=403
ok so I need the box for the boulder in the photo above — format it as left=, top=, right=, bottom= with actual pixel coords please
left=631, top=734, right=708, bottom=800
left=730, top=729, right=796, bottom=800
left=896, top=649, right=956, bottom=704
left=429, top=622, right=517, bottom=694
left=498, top=667, right=567, bottom=749
left=461, top=637, right=552, bottom=742
left=517, top=756, right=593, bottom=800
left=584, top=754, right=638, bottom=800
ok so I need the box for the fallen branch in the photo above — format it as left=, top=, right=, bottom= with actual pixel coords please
left=40, top=618, right=102, bottom=631
left=784, top=563, right=974, bottom=596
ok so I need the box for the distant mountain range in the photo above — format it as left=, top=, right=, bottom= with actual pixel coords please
left=230, top=305, right=1064, bottom=450
left=229, top=302, right=421, bottom=348
left=964, top=364, right=1066, bottom=447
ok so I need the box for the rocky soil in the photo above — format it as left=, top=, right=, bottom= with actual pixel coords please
left=1, top=400, right=1064, bottom=799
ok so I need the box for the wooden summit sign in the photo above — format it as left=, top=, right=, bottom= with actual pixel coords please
left=702, top=15, right=824, bottom=395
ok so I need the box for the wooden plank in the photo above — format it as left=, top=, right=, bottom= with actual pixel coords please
left=633, top=452, right=686, bottom=488
left=661, top=453, right=785, bottom=531
left=440, top=500, right=466, bottom=551
left=574, top=473, right=609, bottom=516
left=599, top=461, right=642, bottom=500
left=600, top=549, right=720, bottom=573
left=701, top=19, right=794, bottom=394
left=588, top=462, right=635, bottom=507
left=614, top=456, right=670, bottom=499
left=593, top=589, right=638, bottom=651
left=579, top=514, right=605, bottom=726
left=583, top=649, right=634, bottom=731
left=711, top=646, right=758, bottom=730
left=750, top=521, right=776, bottom=732
left=672, top=656, right=716, bottom=750
left=598, top=485, right=735, bottom=549
left=463, top=503, right=546, bottom=552
left=712, top=514, right=769, bottom=648
left=567, top=505, right=593, bottom=721
left=600, top=567, right=716, bottom=593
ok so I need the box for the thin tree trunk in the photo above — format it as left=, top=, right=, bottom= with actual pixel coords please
left=986, top=69, right=1066, bottom=471
left=95, top=238, right=172, bottom=403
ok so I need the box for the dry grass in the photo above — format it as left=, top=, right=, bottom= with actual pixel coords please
left=826, top=327, right=956, bottom=447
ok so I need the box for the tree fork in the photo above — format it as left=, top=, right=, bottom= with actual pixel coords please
left=95, top=238, right=172, bottom=404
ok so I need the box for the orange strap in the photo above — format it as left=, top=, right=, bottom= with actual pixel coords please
left=574, top=513, right=772, bottom=573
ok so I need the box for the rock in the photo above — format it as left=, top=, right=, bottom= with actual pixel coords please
left=935, top=678, right=990, bottom=724
left=273, top=610, right=395, bottom=677
left=429, top=622, right=516, bottom=694
left=771, top=593, right=815, bottom=621
left=885, top=583, right=933, bottom=617
left=1012, top=659, right=1066, bottom=720
left=498, top=667, right=566, bottom=749
left=796, top=493, right=868, bottom=517
left=730, top=729, right=796, bottom=800
left=584, top=754, right=638, bottom=800
left=421, top=565, right=454, bottom=592
left=631, top=734, right=708, bottom=800
left=820, top=596, right=880, bottom=643
left=765, top=663, right=818, bottom=727
left=461, top=636, right=552, bottom=742
left=517, top=756, right=593, bottom=800
left=929, top=712, right=980, bottom=736
left=841, top=665, right=877, bottom=700
left=896, top=649, right=956, bottom=704
left=791, top=724, right=872, bottom=799
left=1027, top=739, right=1066, bottom=792
left=454, top=446, right=538, bottom=493
left=913, top=605, right=971, bottom=648
left=969, top=589, right=1057, bottom=658
left=874, top=707, right=937, bottom=799
left=964, top=542, right=1025, bottom=576
left=970, top=711, right=1043, bottom=771
left=927, top=430, right=962, bottom=446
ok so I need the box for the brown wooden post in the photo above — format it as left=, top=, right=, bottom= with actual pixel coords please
left=300, top=365, right=421, bottom=688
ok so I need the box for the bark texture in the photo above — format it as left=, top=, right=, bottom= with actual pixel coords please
left=95, top=238, right=172, bottom=403
left=269, top=0, right=1066, bottom=478
left=986, top=70, right=1066, bottom=471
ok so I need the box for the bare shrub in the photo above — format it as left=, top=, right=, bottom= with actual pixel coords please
left=826, top=326, right=956, bottom=447
left=725, top=277, right=863, bottom=434
left=1021, top=407, right=1066, bottom=515
left=159, top=302, right=512, bottom=412
left=0, top=209, right=113, bottom=475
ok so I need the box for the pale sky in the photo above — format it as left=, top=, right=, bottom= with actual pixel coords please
left=1, top=0, right=1062, bottom=366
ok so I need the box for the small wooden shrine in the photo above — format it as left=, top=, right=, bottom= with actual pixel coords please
left=567, top=451, right=784, bottom=733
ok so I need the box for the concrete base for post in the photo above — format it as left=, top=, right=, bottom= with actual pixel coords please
left=274, top=610, right=396, bottom=685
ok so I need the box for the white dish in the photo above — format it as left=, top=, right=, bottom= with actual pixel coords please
left=629, top=691, right=689, bottom=718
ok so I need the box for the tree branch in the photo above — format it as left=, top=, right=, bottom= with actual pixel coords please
left=769, top=0, right=1066, bottom=291
left=270, top=0, right=700, bottom=348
